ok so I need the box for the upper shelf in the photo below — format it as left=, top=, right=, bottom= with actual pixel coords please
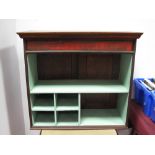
left=30, top=80, right=129, bottom=94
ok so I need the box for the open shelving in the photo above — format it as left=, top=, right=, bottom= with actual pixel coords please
left=56, top=94, right=79, bottom=111
left=32, top=111, right=55, bottom=126
left=17, top=32, right=143, bottom=130
left=80, top=93, right=128, bottom=126
left=31, top=94, right=54, bottom=111
left=57, top=111, right=79, bottom=126
left=27, top=52, right=132, bottom=127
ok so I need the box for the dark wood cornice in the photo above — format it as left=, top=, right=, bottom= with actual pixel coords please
left=17, top=32, right=143, bottom=40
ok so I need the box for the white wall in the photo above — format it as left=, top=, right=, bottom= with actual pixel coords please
left=1, top=19, right=155, bottom=134
left=0, top=19, right=25, bottom=134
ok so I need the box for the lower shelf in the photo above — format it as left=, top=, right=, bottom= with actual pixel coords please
left=32, top=109, right=125, bottom=127
left=31, top=93, right=127, bottom=127
left=33, top=111, right=55, bottom=126
left=57, top=111, right=79, bottom=126
left=81, top=109, right=124, bottom=126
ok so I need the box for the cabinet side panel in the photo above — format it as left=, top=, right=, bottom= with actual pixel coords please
left=119, top=54, right=133, bottom=90
left=27, top=54, right=38, bottom=90
left=117, top=94, right=129, bottom=124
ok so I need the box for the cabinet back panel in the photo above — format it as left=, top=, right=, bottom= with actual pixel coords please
left=81, top=94, right=118, bottom=109
left=37, top=53, right=120, bottom=80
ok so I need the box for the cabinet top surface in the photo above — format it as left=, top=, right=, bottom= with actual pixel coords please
left=17, top=31, right=143, bottom=40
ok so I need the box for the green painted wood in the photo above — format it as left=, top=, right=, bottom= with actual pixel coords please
left=31, top=95, right=54, bottom=111
left=27, top=54, right=38, bottom=90
left=27, top=53, right=133, bottom=127
left=30, top=80, right=129, bottom=94
left=119, top=54, right=132, bottom=89
left=117, top=94, right=128, bottom=123
left=78, top=93, right=81, bottom=125
left=54, top=94, right=57, bottom=125
left=57, top=111, right=78, bottom=126
left=32, top=111, right=55, bottom=126
left=56, top=94, right=79, bottom=111
left=81, top=109, right=124, bottom=125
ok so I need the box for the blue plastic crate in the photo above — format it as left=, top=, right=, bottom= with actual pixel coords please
left=134, top=78, right=155, bottom=117
left=134, top=78, right=145, bottom=106
left=150, top=92, right=155, bottom=122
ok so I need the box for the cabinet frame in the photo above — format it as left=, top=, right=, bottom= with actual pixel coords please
left=18, top=32, right=143, bottom=130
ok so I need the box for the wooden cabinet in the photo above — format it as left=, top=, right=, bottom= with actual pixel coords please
left=18, top=32, right=142, bottom=130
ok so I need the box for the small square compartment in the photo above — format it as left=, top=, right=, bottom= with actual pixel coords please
left=57, top=111, right=78, bottom=126
left=32, top=111, right=55, bottom=126
left=56, top=94, right=79, bottom=111
left=31, top=94, right=54, bottom=111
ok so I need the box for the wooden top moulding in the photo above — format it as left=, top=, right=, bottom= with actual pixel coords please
left=17, top=32, right=143, bottom=40
left=17, top=32, right=143, bottom=52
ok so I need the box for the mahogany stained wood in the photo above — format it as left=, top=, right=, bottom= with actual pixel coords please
left=18, top=32, right=142, bottom=52
left=26, top=40, right=133, bottom=51
left=37, top=53, right=120, bottom=80
left=81, top=94, right=118, bottom=109
left=17, top=32, right=143, bottom=40
left=129, top=100, right=155, bottom=135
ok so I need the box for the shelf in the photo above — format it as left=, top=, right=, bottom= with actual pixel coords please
left=81, top=109, right=125, bottom=126
left=56, top=94, right=79, bottom=111
left=30, top=80, right=129, bottom=94
left=57, top=111, right=79, bottom=126
left=31, top=94, right=54, bottom=111
left=33, top=112, right=55, bottom=126
left=27, top=52, right=132, bottom=128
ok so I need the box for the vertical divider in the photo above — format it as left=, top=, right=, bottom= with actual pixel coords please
left=78, top=93, right=81, bottom=125
left=32, top=111, right=35, bottom=125
left=54, top=93, right=57, bottom=126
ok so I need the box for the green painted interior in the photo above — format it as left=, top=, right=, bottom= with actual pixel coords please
left=119, top=54, right=132, bottom=90
left=57, top=111, right=79, bottom=126
left=117, top=93, right=129, bottom=123
left=56, top=94, right=79, bottom=111
left=54, top=94, right=57, bottom=124
left=31, top=94, right=54, bottom=111
left=30, top=80, right=129, bottom=94
left=27, top=53, right=133, bottom=127
left=32, top=111, right=55, bottom=126
left=78, top=93, right=81, bottom=125
left=81, top=109, right=124, bottom=125
left=27, top=54, right=38, bottom=90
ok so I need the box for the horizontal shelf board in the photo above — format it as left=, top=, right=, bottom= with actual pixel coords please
left=56, top=122, right=78, bottom=126
left=81, top=109, right=124, bottom=126
left=33, top=112, right=55, bottom=126
left=32, top=107, right=55, bottom=111
left=32, top=98, right=54, bottom=111
left=33, top=122, right=55, bottom=126
left=56, top=94, right=79, bottom=111
left=57, top=111, right=78, bottom=126
left=30, top=80, right=129, bottom=94
left=56, top=106, right=79, bottom=111
left=26, top=50, right=134, bottom=54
